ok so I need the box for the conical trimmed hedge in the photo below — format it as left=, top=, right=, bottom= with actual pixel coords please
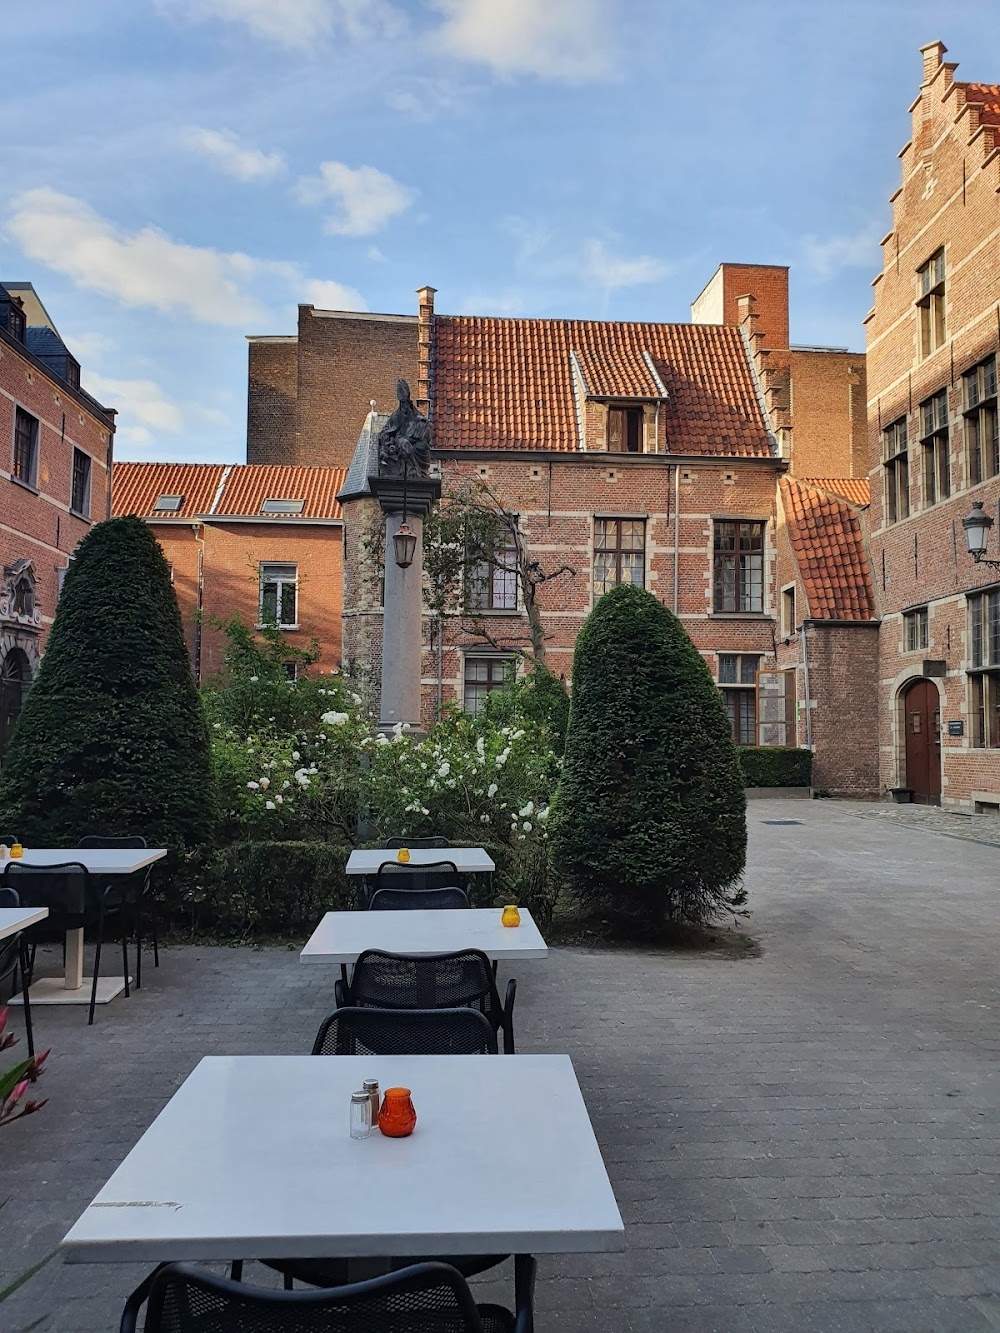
left=0, top=516, right=214, bottom=849
left=550, top=583, right=746, bottom=927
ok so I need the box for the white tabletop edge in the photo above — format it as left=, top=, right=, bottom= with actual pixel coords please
left=0, top=906, right=49, bottom=939
left=300, top=907, right=549, bottom=962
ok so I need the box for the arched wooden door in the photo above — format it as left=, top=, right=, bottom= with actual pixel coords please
left=903, top=678, right=941, bottom=804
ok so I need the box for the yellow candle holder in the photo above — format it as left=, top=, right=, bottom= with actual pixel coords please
left=396, top=848, right=410, bottom=863
left=501, top=905, right=521, bottom=928
left=10, top=843, right=23, bottom=859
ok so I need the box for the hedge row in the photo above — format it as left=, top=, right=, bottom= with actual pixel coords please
left=737, top=747, right=812, bottom=788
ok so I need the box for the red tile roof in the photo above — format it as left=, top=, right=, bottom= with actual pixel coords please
left=112, top=463, right=346, bottom=521
left=962, top=82, right=1000, bottom=127
left=800, top=478, right=871, bottom=507
left=432, top=316, right=773, bottom=456
left=780, top=477, right=875, bottom=622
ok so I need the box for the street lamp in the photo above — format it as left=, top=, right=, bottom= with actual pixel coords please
left=962, top=500, right=1000, bottom=570
left=392, top=521, right=417, bottom=568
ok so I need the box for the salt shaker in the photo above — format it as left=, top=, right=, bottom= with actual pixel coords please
left=350, top=1089, right=372, bottom=1139
left=363, top=1078, right=380, bottom=1124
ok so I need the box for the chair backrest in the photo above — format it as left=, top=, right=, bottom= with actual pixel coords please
left=0, top=835, right=19, bottom=847
left=312, top=1006, right=497, bottom=1056
left=350, top=948, right=498, bottom=1017
left=374, top=860, right=461, bottom=893
left=135, top=1260, right=486, bottom=1332
left=79, top=835, right=147, bottom=849
left=0, top=885, right=20, bottom=985
left=0, top=887, right=19, bottom=909
left=2, top=862, right=92, bottom=920
left=369, top=886, right=469, bottom=912
left=383, top=836, right=449, bottom=850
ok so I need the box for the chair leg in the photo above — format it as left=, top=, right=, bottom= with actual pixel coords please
left=134, top=900, right=143, bottom=991
left=284, top=1274, right=294, bottom=1291
left=89, top=937, right=102, bottom=1025
left=230, top=1261, right=243, bottom=1282
left=152, top=906, right=160, bottom=968
left=121, top=925, right=130, bottom=1000
left=18, top=939, right=34, bottom=1060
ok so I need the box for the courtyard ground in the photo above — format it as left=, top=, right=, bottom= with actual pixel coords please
left=3, top=798, right=1000, bottom=1331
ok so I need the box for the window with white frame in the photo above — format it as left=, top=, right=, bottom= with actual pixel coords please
left=259, top=562, right=298, bottom=628
left=883, top=417, right=909, bottom=524
left=463, top=655, right=515, bottom=714
left=965, top=355, right=998, bottom=486
left=969, top=587, right=1000, bottom=748
left=713, top=520, right=764, bottom=613
left=71, top=448, right=91, bottom=517
left=919, top=390, right=950, bottom=506
left=904, top=607, right=929, bottom=653
left=917, top=249, right=946, bottom=357
left=467, top=536, right=518, bottom=611
left=593, top=518, right=645, bottom=598
left=718, top=653, right=761, bottom=745
left=780, top=585, right=796, bottom=639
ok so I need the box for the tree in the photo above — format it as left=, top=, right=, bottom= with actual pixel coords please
left=0, top=517, right=214, bottom=849
left=550, top=583, right=747, bottom=929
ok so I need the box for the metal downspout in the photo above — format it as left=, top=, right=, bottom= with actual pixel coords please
left=673, top=462, right=680, bottom=613
left=799, top=623, right=813, bottom=750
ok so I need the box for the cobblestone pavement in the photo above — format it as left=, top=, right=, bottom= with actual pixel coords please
left=4, top=799, right=1000, bottom=1331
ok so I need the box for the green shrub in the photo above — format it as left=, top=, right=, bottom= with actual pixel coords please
left=167, top=841, right=353, bottom=941
left=737, top=746, right=812, bottom=788
left=550, top=584, right=747, bottom=928
left=483, top=664, right=571, bottom=756
left=0, top=517, right=213, bottom=849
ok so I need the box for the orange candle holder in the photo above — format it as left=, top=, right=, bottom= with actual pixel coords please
left=10, top=844, right=23, bottom=859
left=501, top=905, right=521, bottom=927
left=396, top=848, right=410, bottom=864
left=378, top=1087, right=417, bottom=1138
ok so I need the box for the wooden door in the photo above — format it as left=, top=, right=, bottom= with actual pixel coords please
left=903, top=678, right=941, bottom=804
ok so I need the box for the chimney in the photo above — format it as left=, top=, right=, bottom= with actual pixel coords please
left=920, top=40, right=947, bottom=84
left=416, top=285, right=436, bottom=418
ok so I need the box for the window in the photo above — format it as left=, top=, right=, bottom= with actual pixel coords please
left=965, top=355, right=999, bottom=485
left=259, top=562, right=298, bottom=628
left=883, top=417, right=909, bottom=523
left=917, top=249, right=946, bottom=357
left=919, top=390, right=950, bottom=506
left=463, top=655, right=514, bottom=714
left=70, top=448, right=91, bottom=517
left=593, top=518, right=645, bottom=598
left=467, top=538, right=518, bottom=611
left=781, top=585, right=796, bottom=639
left=904, top=606, right=929, bottom=652
left=718, top=653, right=761, bottom=745
left=12, top=407, right=38, bottom=488
left=607, top=406, right=643, bottom=453
left=154, top=494, right=183, bottom=512
left=969, top=588, right=1000, bottom=748
left=5, top=301, right=25, bottom=343
left=713, top=520, right=764, bottom=613
left=261, top=498, right=305, bottom=515
left=284, top=661, right=298, bottom=682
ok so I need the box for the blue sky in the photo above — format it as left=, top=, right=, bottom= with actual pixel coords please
left=3, top=0, right=998, bottom=463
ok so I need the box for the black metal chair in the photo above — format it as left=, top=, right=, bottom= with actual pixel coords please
left=360, top=858, right=464, bottom=910
left=0, top=886, right=34, bottom=1057
left=337, top=949, right=517, bottom=1054
left=3, top=861, right=129, bottom=1026
left=79, top=835, right=158, bottom=988
left=312, top=1005, right=497, bottom=1056
left=383, top=836, right=449, bottom=849
left=369, top=885, right=470, bottom=912
left=124, top=1261, right=533, bottom=1332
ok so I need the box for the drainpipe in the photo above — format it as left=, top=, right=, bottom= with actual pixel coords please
left=194, top=524, right=205, bottom=685
left=672, top=462, right=680, bottom=613
left=799, top=623, right=813, bottom=750
left=436, top=613, right=444, bottom=721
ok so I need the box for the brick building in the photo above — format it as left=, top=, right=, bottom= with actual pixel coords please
left=866, top=42, right=1000, bottom=808
left=0, top=281, right=115, bottom=756
left=112, top=463, right=346, bottom=682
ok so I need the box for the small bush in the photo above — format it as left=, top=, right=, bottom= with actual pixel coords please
left=737, top=747, right=812, bottom=788
left=483, top=665, right=571, bottom=756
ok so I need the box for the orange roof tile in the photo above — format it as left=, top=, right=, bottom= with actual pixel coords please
left=780, top=477, right=875, bottom=622
left=962, top=81, right=1000, bottom=127
left=112, top=463, right=346, bottom=521
left=432, top=316, right=773, bottom=456
left=800, top=477, right=870, bottom=507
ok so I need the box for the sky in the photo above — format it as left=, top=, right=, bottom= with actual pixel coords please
left=2, top=0, right=999, bottom=464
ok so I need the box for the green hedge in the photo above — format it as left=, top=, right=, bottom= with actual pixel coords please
left=737, top=747, right=812, bottom=788
left=166, top=841, right=353, bottom=941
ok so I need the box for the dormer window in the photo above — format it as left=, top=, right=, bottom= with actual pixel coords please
left=6, top=302, right=25, bottom=344
left=261, top=498, right=305, bottom=514
left=607, top=406, right=643, bottom=453
left=154, top=494, right=183, bottom=512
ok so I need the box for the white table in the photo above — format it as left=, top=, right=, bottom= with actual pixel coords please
left=302, top=908, right=548, bottom=964
left=62, top=1054, right=623, bottom=1264
left=5, top=848, right=167, bottom=1006
left=346, top=847, right=496, bottom=876
left=0, top=906, right=48, bottom=942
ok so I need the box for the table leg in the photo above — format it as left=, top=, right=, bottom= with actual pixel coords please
left=64, top=928, right=84, bottom=991
left=515, top=1254, right=535, bottom=1333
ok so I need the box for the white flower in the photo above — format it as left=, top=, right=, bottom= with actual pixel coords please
left=351, top=692, right=362, bottom=704
left=512, top=728, right=525, bottom=740
left=249, top=675, right=259, bottom=683
left=522, top=821, right=532, bottom=832
left=294, top=768, right=311, bottom=787
left=392, top=722, right=404, bottom=737
left=292, top=751, right=301, bottom=761
left=322, top=710, right=349, bottom=726
left=402, top=722, right=412, bottom=731
left=375, top=734, right=389, bottom=745
left=265, top=800, right=275, bottom=810
left=212, top=722, right=221, bottom=729
left=282, top=780, right=291, bottom=790
left=481, top=814, right=491, bottom=824
left=247, top=781, right=260, bottom=790
left=259, top=777, right=270, bottom=789
left=476, top=737, right=485, bottom=756
left=421, top=806, right=429, bottom=815
left=518, top=801, right=534, bottom=818
left=275, top=795, right=283, bottom=805
left=438, top=762, right=451, bottom=778
left=487, top=782, right=498, bottom=798
left=538, top=806, right=550, bottom=823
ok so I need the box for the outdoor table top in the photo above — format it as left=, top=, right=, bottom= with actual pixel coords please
left=301, top=907, right=548, bottom=963
left=345, top=847, right=495, bottom=876
left=61, top=1054, right=623, bottom=1264
left=3, top=848, right=168, bottom=876
left=0, top=906, right=48, bottom=941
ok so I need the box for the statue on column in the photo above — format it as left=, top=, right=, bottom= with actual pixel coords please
left=377, top=379, right=432, bottom=477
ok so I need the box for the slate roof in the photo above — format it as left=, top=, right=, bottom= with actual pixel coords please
left=780, top=477, right=875, bottom=622
left=112, top=463, right=346, bottom=520
left=337, top=412, right=388, bottom=502
left=432, top=317, right=774, bottom=456
left=800, top=478, right=871, bottom=507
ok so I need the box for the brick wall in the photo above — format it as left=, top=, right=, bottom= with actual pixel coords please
left=866, top=43, right=1000, bottom=807
left=246, top=338, right=297, bottom=465
left=691, top=264, right=790, bottom=350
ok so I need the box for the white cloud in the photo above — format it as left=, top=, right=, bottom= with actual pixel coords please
left=4, top=188, right=366, bottom=324
left=367, top=246, right=387, bottom=263
left=303, top=278, right=367, bottom=309
left=430, top=0, right=613, bottom=82
left=581, top=239, right=670, bottom=292
left=296, top=162, right=416, bottom=237
left=180, top=127, right=285, bottom=182
left=85, top=374, right=184, bottom=438
left=159, top=0, right=402, bottom=49
left=802, top=227, right=880, bottom=280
